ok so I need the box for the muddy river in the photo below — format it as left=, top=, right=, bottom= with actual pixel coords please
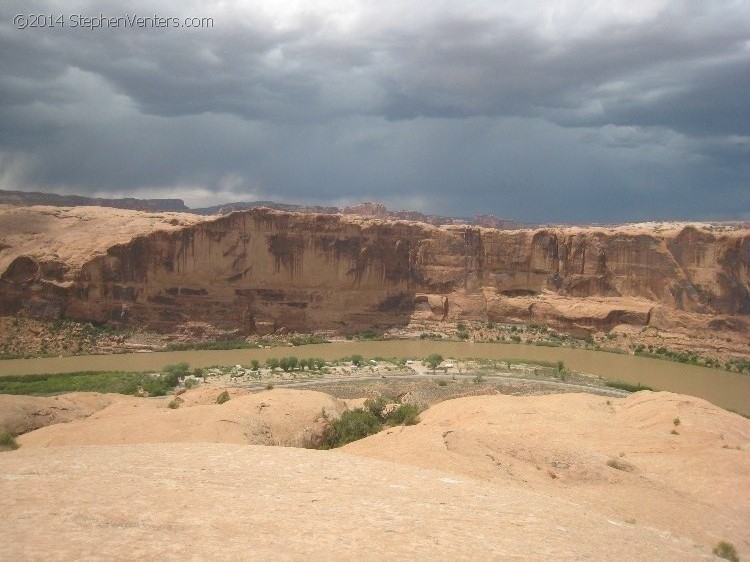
left=1, top=341, right=748, bottom=415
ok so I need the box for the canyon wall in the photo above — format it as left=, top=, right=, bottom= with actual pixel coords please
left=1, top=208, right=748, bottom=335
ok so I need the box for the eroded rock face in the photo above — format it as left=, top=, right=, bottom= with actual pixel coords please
left=0, top=208, right=748, bottom=334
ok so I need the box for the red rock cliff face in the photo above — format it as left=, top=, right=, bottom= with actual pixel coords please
left=1, top=209, right=748, bottom=334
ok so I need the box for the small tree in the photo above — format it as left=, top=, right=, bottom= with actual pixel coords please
left=425, top=354, right=443, bottom=372
left=265, top=357, right=280, bottom=370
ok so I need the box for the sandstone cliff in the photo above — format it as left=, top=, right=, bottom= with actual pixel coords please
left=0, top=206, right=747, bottom=337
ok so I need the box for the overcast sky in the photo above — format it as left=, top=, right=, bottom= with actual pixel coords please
left=1, top=0, right=748, bottom=222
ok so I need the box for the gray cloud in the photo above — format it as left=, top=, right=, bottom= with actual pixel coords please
left=0, top=0, right=748, bottom=221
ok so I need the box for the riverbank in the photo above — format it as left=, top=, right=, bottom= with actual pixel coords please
left=1, top=340, right=748, bottom=415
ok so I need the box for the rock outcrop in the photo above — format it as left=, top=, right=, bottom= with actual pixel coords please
left=0, top=206, right=747, bottom=336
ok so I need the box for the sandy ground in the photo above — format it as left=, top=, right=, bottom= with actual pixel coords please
left=1, top=388, right=748, bottom=560
left=0, top=443, right=724, bottom=561
left=16, top=388, right=345, bottom=448
left=343, top=391, right=750, bottom=556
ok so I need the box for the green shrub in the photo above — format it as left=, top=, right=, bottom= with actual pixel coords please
left=216, top=390, right=230, bottom=404
left=250, top=359, right=260, bottom=370
left=425, top=353, right=443, bottom=371
left=322, top=408, right=382, bottom=448
left=350, top=354, right=364, bottom=367
left=713, top=541, right=740, bottom=562
left=168, top=398, right=181, bottom=409
left=290, top=334, right=328, bottom=346
left=310, top=357, right=327, bottom=370
left=265, top=357, right=280, bottom=370
left=166, top=340, right=254, bottom=351
left=162, top=362, right=190, bottom=386
left=606, top=458, right=635, bottom=472
left=386, top=404, right=420, bottom=426
left=364, top=396, right=388, bottom=419
left=436, top=379, right=448, bottom=386
left=473, top=374, right=485, bottom=384
left=0, top=430, right=19, bottom=451
left=279, top=356, right=298, bottom=372
left=605, top=381, right=654, bottom=392
left=357, top=330, right=379, bottom=340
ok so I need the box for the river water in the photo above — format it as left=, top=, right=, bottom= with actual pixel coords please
left=1, top=341, right=748, bottom=415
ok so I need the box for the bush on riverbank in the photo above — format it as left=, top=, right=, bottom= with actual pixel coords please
left=0, top=369, right=181, bottom=397
left=605, top=381, right=655, bottom=393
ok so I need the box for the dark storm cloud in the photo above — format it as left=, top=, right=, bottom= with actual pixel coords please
left=0, top=0, right=748, bottom=221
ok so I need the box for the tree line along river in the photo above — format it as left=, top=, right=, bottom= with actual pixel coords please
left=0, top=340, right=748, bottom=416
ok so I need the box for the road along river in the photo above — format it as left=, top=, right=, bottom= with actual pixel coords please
left=0, top=341, right=748, bottom=415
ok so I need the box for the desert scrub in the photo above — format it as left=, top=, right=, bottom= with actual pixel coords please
left=386, top=404, right=420, bottom=426
left=713, top=541, right=740, bottom=562
left=606, top=458, right=635, bottom=472
left=168, top=398, right=182, bottom=409
left=323, top=396, right=422, bottom=448
left=604, top=381, right=654, bottom=393
left=0, top=429, right=19, bottom=451
left=216, top=390, right=230, bottom=404
left=322, top=408, right=382, bottom=448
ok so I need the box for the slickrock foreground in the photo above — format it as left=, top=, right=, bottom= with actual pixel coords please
left=0, top=443, right=726, bottom=561
left=1, top=389, right=748, bottom=560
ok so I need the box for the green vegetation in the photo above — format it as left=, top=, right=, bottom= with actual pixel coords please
left=250, top=359, right=260, bottom=370
left=279, top=356, right=299, bottom=372
left=168, top=398, right=181, bottom=409
left=0, top=429, right=19, bottom=451
left=424, top=353, right=443, bottom=372
left=356, top=330, right=379, bottom=341
left=322, top=394, right=422, bottom=449
left=216, top=390, right=230, bottom=404
left=163, top=362, right=190, bottom=380
left=387, top=404, right=420, bottom=426
left=419, top=332, right=443, bottom=340
left=166, top=339, right=257, bottom=351
left=265, top=357, right=280, bottom=370
left=713, top=541, right=740, bottom=562
left=0, top=369, right=181, bottom=396
left=290, top=334, right=329, bottom=346
left=606, top=458, right=635, bottom=472
left=322, top=408, right=382, bottom=448
left=605, top=381, right=654, bottom=393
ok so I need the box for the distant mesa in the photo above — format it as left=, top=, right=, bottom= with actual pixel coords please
left=0, top=189, right=523, bottom=229
left=0, top=188, right=188, bottom=213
